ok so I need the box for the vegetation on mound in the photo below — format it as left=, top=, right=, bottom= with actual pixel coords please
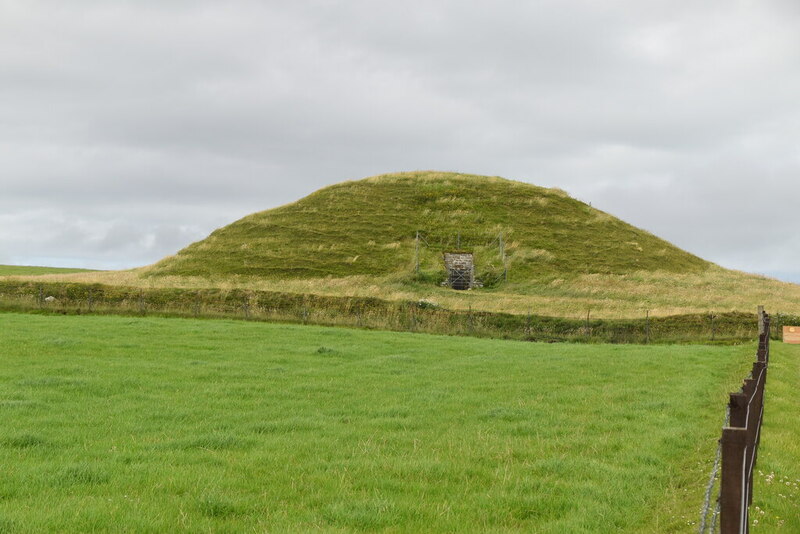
left=3, top=173, right=797, bottom=320
left=0, top=313, right=755, bottom=532
left=146, top=171, right=710, bottom=281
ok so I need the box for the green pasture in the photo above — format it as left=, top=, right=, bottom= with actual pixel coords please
left=0, top=265, right=96, bottom=276
left=750, top=342, right=800, bottom=531
left=0, top=313, right=756, bottom=532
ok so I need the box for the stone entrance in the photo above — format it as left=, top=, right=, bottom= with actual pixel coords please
left=443, top=252, right=475, bottom=290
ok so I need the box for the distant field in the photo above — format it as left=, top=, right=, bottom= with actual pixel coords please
left=0, top=265, right=96, bottom=276
left=0, top=313, right=756, bottom=532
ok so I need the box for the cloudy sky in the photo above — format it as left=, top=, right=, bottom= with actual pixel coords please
left=2, top=0, right=800, bottom=280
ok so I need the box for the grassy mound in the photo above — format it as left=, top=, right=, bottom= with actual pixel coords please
left=147, top=171, right=710, bottom=281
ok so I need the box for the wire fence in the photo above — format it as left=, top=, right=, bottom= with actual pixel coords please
left=698, top=310, right=771, bottom=534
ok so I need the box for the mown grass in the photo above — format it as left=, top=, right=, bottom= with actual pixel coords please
left=0, top=265, right=96, bottom=276
left=0, top=312, right=755, bottom=532
left=749, top=342, right=800, bottom=531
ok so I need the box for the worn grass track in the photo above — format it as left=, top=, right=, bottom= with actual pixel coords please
left=0, top=313, right=753, bottom=532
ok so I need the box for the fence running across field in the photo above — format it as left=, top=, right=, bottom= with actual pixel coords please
left=699, top=309, right=770, bottom=534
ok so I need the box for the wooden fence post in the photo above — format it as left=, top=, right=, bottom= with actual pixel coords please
left=720, top=427, right=748, bottom=534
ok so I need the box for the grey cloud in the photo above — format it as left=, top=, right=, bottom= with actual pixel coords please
left=2, top=0, right=800, bottom=278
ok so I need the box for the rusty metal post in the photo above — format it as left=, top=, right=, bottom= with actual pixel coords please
left=721, top=427, right=748, bottom=534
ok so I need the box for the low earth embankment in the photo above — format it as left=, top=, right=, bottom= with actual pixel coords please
left=6, top=264, right=800, bottom=320
left=0, top=313, right=755, bottom=532
left=0, top=279, right=781, bottom=344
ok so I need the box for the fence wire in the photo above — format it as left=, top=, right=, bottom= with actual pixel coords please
left=698, top=406, right=731, bottom=534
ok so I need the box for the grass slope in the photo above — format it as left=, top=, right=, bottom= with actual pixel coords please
left=0, top=313, right=753, bottom=533
left=148, top=171, right=710, bottom=281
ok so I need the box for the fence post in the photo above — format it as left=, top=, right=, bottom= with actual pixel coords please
left=729, top=392, right=748, bottom=428
left=584, top=309, right=591, bottom=339
left=414, top=231, right=420, bottom=274
left=720, top=427, right=748, bottom=534
left=526, top=308, right=532, bottom=339
left=645, top=309, right=650, bottom=344
left=757, top=305, right=765, bottom=336
left=711, top=313, right=716, bottom=341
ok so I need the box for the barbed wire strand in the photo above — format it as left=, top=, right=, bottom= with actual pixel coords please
left=698, top=405, right=730, bottom=533
left=710, top=498, right=721, bottom=533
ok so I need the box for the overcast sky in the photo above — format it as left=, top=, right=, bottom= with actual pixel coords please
left=2, top=0, right=800, bottom=281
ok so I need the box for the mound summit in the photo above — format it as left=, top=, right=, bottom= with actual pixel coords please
left=149, top=172, right=710, bottom=283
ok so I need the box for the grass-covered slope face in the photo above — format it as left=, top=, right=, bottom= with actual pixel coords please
left=149, top=172, right=709, bottom=280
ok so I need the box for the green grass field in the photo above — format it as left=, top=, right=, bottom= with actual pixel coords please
left=750, top=342, right=800, bottom=531
left=0, top=313, right=766, bottom=532
left=0, top=265, right=96, bottom=276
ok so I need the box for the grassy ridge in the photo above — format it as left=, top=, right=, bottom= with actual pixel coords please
left=0, top=279, right=775, bottom=344
left=0, top=313, right=753, bottom=532
left=147, top=172, right=710, bottom=280
left=14, top=265, right=800, bottom=320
